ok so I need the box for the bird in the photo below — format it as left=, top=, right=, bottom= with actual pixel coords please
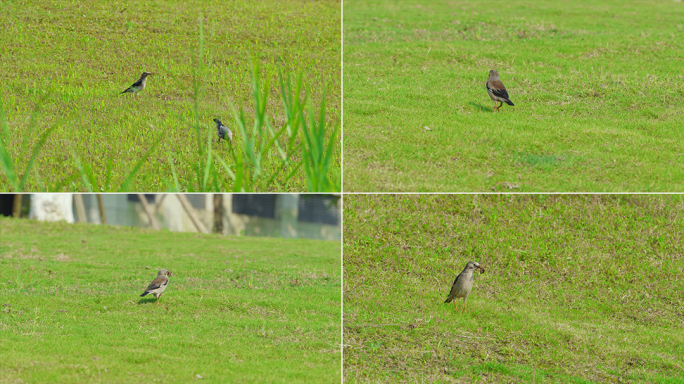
left=444, top=261, right=485, bottom=312
left=213, top=118, right=233, bottom=143
left=485, top=70, right=514, bottom=112
left=121, top=72, right=154, bottom=95
left=140, top=269, right=171, bottom=305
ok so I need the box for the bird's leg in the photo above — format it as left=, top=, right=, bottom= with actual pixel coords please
left=453, top=301, right=458, bottom=310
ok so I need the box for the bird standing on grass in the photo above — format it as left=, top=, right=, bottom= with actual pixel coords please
left=213, top=118, right=233, bottom=143
left=121, top=72, right=154, bottom=96
left=485, top=70, right=514, bottom=112
left=140, top=269, right=171, bottom=305
left=444, top=261, right=485, bottom=312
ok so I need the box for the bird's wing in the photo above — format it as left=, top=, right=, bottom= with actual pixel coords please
left=130, top=78, right=144, bottom=88
left=217, top=125, right=228, bottom=140
left=220, top=125, right=233, bottom=138
left=487, top=80, right=510, bottom=100
left=447, top=274, right=462, bottom=295
left=144, top=276, right=168, bottom=292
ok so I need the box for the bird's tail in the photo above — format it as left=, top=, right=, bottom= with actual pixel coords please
left=121, top=88, right=131, bottom=94
left=140, top=292, right=149, bottom=297
left=444, top=298, right=452, bottom=303
left=505, top=100, right=514, bottom=106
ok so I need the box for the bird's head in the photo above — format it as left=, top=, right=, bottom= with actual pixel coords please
left=466, top=261, right=485, bottom=274
left=213, top=118, right=221, bottom=125
left=488, top=69, right=499, bottom=80
left=159, top=269, right=171, bottom=277
left=142, top=72, right=154, bottom=77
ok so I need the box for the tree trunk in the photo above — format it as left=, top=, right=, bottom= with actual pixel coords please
left=137, top=194, right=160, bottom=230
left=12, top=195, right=23, bottom=218
left=214, top=194, right=223, bottom=234
left=73, top=195, right=87, bottom=223
left=97, top=194, right=107, bottom=224
left=177, top=194, right=209, bottom=234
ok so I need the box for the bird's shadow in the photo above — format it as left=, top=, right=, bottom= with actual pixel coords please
left=137, top=298, right=157, bottom=305
left=469, top=102, right=492, bottom=113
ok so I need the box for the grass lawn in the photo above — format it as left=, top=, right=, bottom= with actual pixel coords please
left=0, top=0, right=340, bottom=192
left=0, top=217, right=341, bottom=383
left=343, top=0, right=684, bottom=192
left=343, top=194, right=684, bottom=383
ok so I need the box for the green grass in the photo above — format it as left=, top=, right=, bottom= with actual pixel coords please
left=0, top=217, right=341, bottom=383
left=343, top=0, right=684, bottom=191
left=344, top=194, right=684, bottom=383
left=0, top=0, right=340, bottom=192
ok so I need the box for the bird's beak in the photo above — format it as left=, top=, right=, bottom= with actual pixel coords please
left=478, top=266, right=485, bottom=274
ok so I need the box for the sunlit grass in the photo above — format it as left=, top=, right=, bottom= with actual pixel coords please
left=344, top=194, right=684, bottom=383
left=0, top=217, right=341, bottom=382
left=344, top=0, right=684, bottom=191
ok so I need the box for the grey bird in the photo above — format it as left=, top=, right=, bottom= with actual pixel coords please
left=140, top=269, right=171, bottom=305
left=121, top=72, right=154, bottom=95
left=444, top=261, right=485, bottom=312
left=485, top=70, right=514, bottom=112
left=213, top=118, right=233, bottom=143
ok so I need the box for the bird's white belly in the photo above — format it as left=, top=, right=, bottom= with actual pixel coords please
left=148, top=285, right=167, bottom=297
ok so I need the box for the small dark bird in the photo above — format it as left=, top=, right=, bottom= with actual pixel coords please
left=121, top=72, right=153, bottom=95
left=444, top=261, right=485, bottom=312
left=213, top=118, right=233, bottom=143
left=485, top=70, right=514, bottom=112
left=140, top=269, right=171, bottom=305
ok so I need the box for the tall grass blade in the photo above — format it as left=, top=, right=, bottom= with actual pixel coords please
left=0, top=99, right=20, bottom=189
left=0, top=96, right=58, bottom=191
left=71, top=151, right=94, bottom=192
left=166, top=151, right=181, bottom=192
left=117, top=142, right=159, bottom=192
left=19, top=124, right=58, bottom=191
left=202, top=121, right=213, bottom=191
